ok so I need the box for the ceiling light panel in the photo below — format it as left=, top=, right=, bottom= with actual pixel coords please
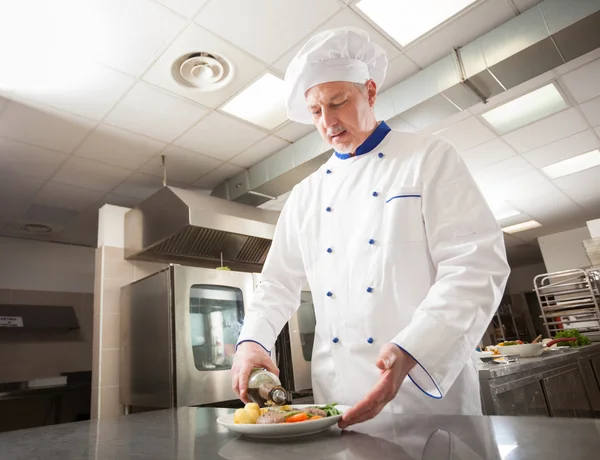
left=221, top=73, right=287, bottom=130
left=481, top=84, right=569, bottom=134
left=502, top=220, right=541, bottom=234
left=355, top=0, right=477, bottom=46
left=542, top=149, right=600, bottom=179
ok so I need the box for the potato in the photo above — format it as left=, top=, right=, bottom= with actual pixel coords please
left=233, top=408, right=254, bottom=425
left=244, top=403, right=260, bottom=422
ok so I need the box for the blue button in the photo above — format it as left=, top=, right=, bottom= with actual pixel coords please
left=367, top=337, right=374, bottom=344
left=326, top=207, right=332, bottom=212
left=366, top=287, right=374, bottom=293
left=326, top=169, right=332, bottom=174
left=378, top=152, right=384, bottom=158
left=372, top=191, right=379, bottom=197
left=326, top=291, right=333, bottom=297
left=368, top=239, right=375, bottom=245
left=332, top=337, right=339, bottom=343
left=326, top=248, right=333, bottom=253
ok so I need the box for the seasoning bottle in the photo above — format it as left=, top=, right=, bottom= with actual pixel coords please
left=247, top=368, right=289, bottom=406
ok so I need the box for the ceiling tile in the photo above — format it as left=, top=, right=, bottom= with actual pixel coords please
left=54, top=206, right=99, bottom=247
left=196, top=0, right=341, bottom=64
left=34, top=181, right=105, bottom=212
left=0, top=137, right=67, bottom=180
left=175, top=111, right=267, bottom=161
left=274, top=122, right=316, bottom=143
left=105, top=194, right=143, bottom=209
left=379, top=54, right=421, bottom=92
left=0, top=196, right=31, bottom=221
left=460, top=138, right=517, bottom=172
left=111, top=173, right=187, bottom=200
left=403, top=0, right=515, bottom=68
left=473, top=155, right=537, bottom=190
left=52, top=157, right=131, bottom=192
left=419, top=110, right=471, bottom=135
left=523, top=129, right=600, bottom=168
left=386, top=116, right=417, bottom=132
left=193, top=163, right=244, bottom=189
left=80, top=0, right=186, bottom=76
left=580, top=96, right=600, bottom=127
left=561, top=56, right=600, bottom=103
left=553, top=164, right=600, bottom=194
left=273, top=7, right=401, bottom=73
left=74, top=124, right=166, bottom=170
left=141, top=146, right=222, bottom=183
left=0, top=100, right=95, bottom=153
left=501, top=108, right=588, bottom=153
left=0, top=173, right=44, bottom=198
left=13, top=61, right=135, bottom=120
left=512, top=0, right=543, bottom=13
left=104, top=82, right=209, bottom=142
left=562, top=186, right=600, bottom=215
left=231, top=136, right=290, bottom=168
left=437, top=117, right=497, bottom=151
left=155, top=0, right=207, bottom=18
left=143, top=24, right=266, bottom=109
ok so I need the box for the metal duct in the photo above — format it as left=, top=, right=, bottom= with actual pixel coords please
left=212, top=0, right=600, bottom=207
left=124, top=186, right=279, bottom=272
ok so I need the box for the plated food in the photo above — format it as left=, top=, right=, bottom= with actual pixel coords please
left=217, top=403, right=348, bottom=439
left=233, top=402, right=342, bottom=425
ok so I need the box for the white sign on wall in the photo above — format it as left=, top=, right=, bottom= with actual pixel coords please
left=0, top=316, right=24, bottom=327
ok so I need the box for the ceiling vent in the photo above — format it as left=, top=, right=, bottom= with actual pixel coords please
left=172, top=52, right=235, bottom=91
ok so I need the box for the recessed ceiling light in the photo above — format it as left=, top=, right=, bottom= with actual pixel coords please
left=542, top=149, right=600, bottom=179
left=502, top=220, right=541, bottom=234
left=221, top=73, right=287, bottom=130
left=356, top=0, right=477, bottom=46
left=481, top=84, right=569, bottom=134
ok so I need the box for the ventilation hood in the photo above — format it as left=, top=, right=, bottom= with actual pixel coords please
left=212, top=0, right=600, bottom=206
left=124, top=186, right=279, bottom=272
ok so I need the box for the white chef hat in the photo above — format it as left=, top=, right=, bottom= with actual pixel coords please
left=283, top=27, right=388, bottom=124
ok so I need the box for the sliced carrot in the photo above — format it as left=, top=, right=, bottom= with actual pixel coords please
left=309, top=416, right=322, bottom=420
left=286, top=412, right=309, bottom=423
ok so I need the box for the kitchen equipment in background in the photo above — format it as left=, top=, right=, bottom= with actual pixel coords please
left=120, top=266, right=315, bottom=410
left=120, top=265, right=263, bottom=409
left=534, top=268, right=600, bottom=342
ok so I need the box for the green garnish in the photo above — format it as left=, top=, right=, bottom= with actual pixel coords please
left=317, top=403, right=342, bottom=417
left=555, top=329, right=591, bottom=347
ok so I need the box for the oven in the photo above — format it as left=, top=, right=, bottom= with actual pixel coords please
left=120, top=265, right=315, bottom=410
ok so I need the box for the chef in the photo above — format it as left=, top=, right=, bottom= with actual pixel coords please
left=232, top=27, right=510, bottom=428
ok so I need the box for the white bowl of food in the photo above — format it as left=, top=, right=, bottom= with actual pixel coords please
left=497, top=342, right=544, bottom=357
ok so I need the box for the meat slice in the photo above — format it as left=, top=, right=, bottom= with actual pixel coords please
left=256, top=412, right=287, bottom=424
left=302, top=407, right=327, bottom=417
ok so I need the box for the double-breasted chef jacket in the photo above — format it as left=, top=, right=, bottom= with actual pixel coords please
left=237, top=121, right=511, bottom=415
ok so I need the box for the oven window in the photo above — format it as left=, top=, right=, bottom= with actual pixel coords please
left=190, top=285, right=244, bottom=371
left=298, top=291, right=316, bottom=362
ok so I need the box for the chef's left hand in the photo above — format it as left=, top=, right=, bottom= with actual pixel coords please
left=339, top=343, right=416, bottom=429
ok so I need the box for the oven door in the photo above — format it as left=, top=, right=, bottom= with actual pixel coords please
left=287, top=290, right=315, bottom=393
left=173, top=265, right=255, bottom=407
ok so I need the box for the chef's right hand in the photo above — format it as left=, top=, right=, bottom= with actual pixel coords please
left=232, top=341, right=279, bottom=403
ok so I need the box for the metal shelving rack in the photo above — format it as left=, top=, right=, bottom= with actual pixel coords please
left=534, top=268, right=600, bottom=341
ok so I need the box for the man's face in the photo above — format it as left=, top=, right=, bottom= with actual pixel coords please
left=305, top=80, right=377, bottom=154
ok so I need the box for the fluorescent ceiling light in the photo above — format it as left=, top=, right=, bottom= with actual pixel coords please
left=502, top=220, right=541, bottom=234
left=542, top=149, right=600, bottom=179
left=481, top=84, right=569, bottom=134
left=356, top=0, right=477, bottom=46
left=221, top=73, right=287, bottom=130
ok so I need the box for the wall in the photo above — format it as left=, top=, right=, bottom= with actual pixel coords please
left=0, top=237, right=95, bottom=293
left=506, top=263, right=547, bottom=294
left=588, top=218, right=600, bottom=238
left=537, top=227, right=592, bottom=273
left=92, top=205, right=166, bottom=420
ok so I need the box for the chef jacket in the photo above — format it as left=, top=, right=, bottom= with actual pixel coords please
left=237, top=121, right=510, bottom=415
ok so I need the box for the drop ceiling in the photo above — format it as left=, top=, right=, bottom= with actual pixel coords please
left=0, top=0, right=598, bottom=269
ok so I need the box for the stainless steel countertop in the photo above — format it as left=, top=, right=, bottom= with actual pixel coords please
left=1, top=407, right=599, bottom=459
left=478, top=343, right=600, bottom=379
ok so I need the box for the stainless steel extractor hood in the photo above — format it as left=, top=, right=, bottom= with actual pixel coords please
left=124, top=186, right=280, bottom=272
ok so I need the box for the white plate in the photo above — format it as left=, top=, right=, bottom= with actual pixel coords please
left=217, top=404, right=349, bottom=439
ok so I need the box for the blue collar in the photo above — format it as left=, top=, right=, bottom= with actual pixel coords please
left=334, top=121, right=391, bottom=160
